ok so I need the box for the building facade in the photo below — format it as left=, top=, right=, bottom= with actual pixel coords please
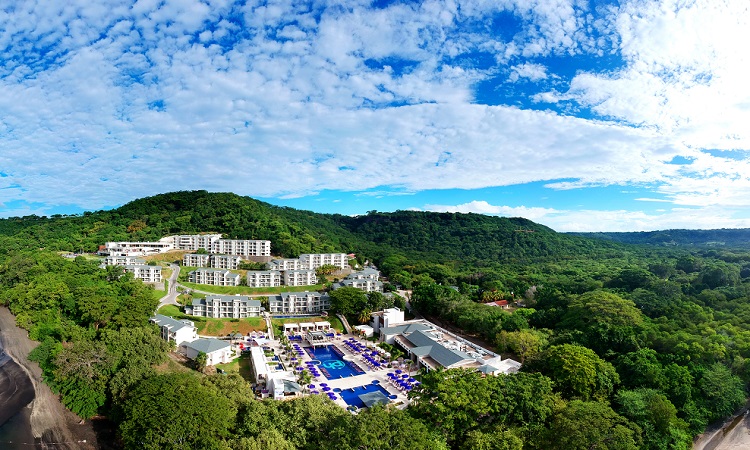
left=151, top=314, right=198, bottom=346
left=183, top=253, right=211, bottom=267
left=282, top=270, right=317, bottom=287
left=298, top=253, right=348, bottom=269
left=268, top=291, right=331, bottom=314
left=188, top=269, right=241, bottom=286
left=100, top=241, right=174, bottom=256
left=211, top=239, right=271, bottom=257
left=211, top=254, right=243, bottom=270
left=102, top=255, right=146, bottom=266
left=124, top=264, right=162, bottom=283
left=186, top=294, right=262, bottom=318
left=246, top=270, right=282, bottom=288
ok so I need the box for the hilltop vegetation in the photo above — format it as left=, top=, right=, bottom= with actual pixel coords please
left=2, top=191, right=750, bottom=449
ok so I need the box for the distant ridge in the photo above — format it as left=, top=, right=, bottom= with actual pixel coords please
left=0, top=190, right=623, bottom=264
left=571, top=228, right=750, bottom=248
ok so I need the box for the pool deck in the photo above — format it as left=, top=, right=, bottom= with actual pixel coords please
left=288, top=335, right=411, bottom=409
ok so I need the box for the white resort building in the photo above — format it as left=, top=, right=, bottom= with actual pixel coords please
left=186, top=294, right=262, bottom=318
left=123, top=264, right=162, bottom=283
left=188, top=268, right=241, bottom=286
left=268, top=291, right=331, bottom=314
left=298, top=253, right=349, bottom=269
left=102, top=255, right=146, bottom=266
left=379, top=319, right=521, bottom=374
left=100, top=241, right=174, bottom=256
left=151, top=314, right=198, bottom=346
left=283, top=269, right=318, bottom=287
left=183, top=253, right=211, bottom=267
left=246, top=270, right=282, bottom=288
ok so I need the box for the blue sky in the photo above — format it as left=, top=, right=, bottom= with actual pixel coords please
left=1, top=0, right=750, bottom=232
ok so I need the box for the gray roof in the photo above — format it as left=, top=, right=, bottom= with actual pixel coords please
left=279, top=291, right=323, bottom=300
left=404, top=330, right=474, bottom=368
left=184, top=338, right=230, bottom=354
left=151, top=314, right=194, bottom=332
left=380, top=322, right=432, bottom=336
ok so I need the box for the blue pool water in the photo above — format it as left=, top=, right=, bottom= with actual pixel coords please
left=305, top=345, right=365, bottom=379
left=339, top=383, right=393, bottom=409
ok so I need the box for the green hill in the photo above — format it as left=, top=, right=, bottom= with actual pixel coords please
left=0, top=191, right=622, bottom=267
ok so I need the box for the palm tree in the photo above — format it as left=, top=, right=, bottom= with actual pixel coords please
left=357, top=309, right=372, bottom=325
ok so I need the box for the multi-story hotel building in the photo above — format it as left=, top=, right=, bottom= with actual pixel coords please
left=188, top=269, right=241, bottom=286
left=282, top=269, right=318, bottom=287
left=246, top=270, right=282, bottom=288
left=183, top=253, right=211, bottom=267
left=268, top=291, right=330, bottom=314
left=123, top=264, right=162, bottom=283
left=211, top=239, right=271, bottom=257
left=186, top=294, right=262, bottom=318
left=298, top=253, right=348, bottom=269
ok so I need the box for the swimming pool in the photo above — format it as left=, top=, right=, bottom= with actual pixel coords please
left=338, top=383, right=393, bottom=409
left=305, top=345, right=365, bottom=379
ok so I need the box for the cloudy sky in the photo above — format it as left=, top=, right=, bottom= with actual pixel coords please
left=1, top=0, right=749, bottom=232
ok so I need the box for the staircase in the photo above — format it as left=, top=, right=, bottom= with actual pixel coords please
left=336, top=313, right=353, bottom=334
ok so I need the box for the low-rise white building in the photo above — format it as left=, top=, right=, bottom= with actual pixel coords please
left=168, top=234, right=223, bottom=250
left=100, top=241, right=174, bottom=256
left=183, top=253, right=211, bottom=267
left=186, top=294, right=262, bottom=318
left=371, top=307, right=405, bottom=333
left=151, top=314, right=198, bottom=346
left=182, top=338, right=233, bottom=366
left=212, top=254, right=243, bottom=270
left=102, top=255, right=146, bottom=266
left=247, top=270, right=282, bottom=288
left=268, top=258, right=309, bottom=271
left=124, top=264, right=162, bottom=283
left=298, top=253, right=348, bottom=269
left=268, top=291, right=330, bottom=314
left=283, top=269, right=317, bottom=287
left=211, top=239, right=271, bottom=257
left=188, top=268, right=241, bottom=286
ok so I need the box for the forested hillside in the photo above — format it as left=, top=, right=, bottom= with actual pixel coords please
left=3, top=191, right=750, bottom=449
left=574, top=228, right=750, bottom=248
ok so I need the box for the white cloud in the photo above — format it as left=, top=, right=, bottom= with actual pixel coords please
left=421, top=200, right=750, bottom=232
left=509, top=62, right=548, bottom=82
left=0, top=0, right=747, bottom=233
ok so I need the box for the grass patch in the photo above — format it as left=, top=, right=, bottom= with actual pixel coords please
left=181, top=281, right=325, bottom=296
left=216, top=354, right=255, bottom=380
left=156, top=305, right=267, bottom=336
left=157, top=304, right=188, bottom=318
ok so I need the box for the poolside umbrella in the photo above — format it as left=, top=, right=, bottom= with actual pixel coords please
left=359, top=391, right=389, bottom=408
left=395, top=369, right=402, bottom=374
left=308, top=384, right=316, bottom=389
left=477, top=364, right=499, bottom=375
left=402, top=374, right=409, bottom=378
left=408, top=377, right=416, bottom=383
left=322, top=386, right=331, bottom=391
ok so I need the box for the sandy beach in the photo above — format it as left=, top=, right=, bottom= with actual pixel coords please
left=0, top=307, right=98, bottom=450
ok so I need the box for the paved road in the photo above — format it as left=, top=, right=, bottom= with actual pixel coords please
left=158, top=263, right=181, bottom=309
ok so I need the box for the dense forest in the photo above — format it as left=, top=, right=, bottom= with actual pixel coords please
left=2, top=190, right=750, bottom=449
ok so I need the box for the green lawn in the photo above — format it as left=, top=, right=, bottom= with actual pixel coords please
left=180, top=281, right=325, bottom=296
left=155, top=305, right=266, bottom=335
left=216, top=354, right=255, bottom=381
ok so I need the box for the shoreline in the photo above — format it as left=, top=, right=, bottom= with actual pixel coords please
left=0, top=352, right=35, bottom=431
left=0, top=307, right=98, bottom=450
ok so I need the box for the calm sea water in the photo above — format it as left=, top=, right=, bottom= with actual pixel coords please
left=0, top=406, right=36, bottom=450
